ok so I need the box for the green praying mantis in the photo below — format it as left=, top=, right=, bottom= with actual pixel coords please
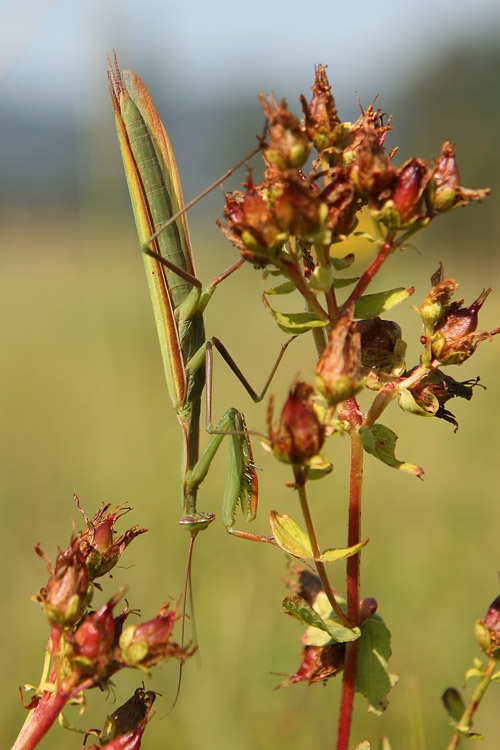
left=108, top=54, right=288, bottom=552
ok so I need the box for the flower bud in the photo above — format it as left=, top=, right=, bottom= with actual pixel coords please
left=418, top=266, right=459, bottom=331
left=36, top=545, right=90, bottom=629
left=274, top=175, right=329, bottom=242
left=268, top=382, right=325, bottom=466
left=119, top=603, right=192, bottom=669
left=475, top=595, right=500, bottom=658
left=259, top=93, right=311, bottom=170
left=220, top=177, right=287, bottom=266
left=427, top=140, right=461, bottom=213
left=301, top=64, right=340, bottom=153
left=349, top=130, right=395, bottom=200
left=77, top=501, right=147, bottom=580
left=431, top=288, right=500, bottom=364
left=315, top=310, right=363, bottom=404
left=379, top=158, right=430, bottom=229
left=426, top=140, right=490, bottom=215
left=320, top=172, right=358, bottom=240
left=71, top=597, right=118, bottom=677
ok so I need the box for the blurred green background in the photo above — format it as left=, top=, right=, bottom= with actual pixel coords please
left=2, top=2, right=500, bottom=748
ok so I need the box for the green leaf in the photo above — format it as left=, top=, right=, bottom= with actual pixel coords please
left=354, top=287, right=414, bottom=318
left=320, top=539, right=368, bottom=563
left=332, top=276, right=359, bottom=289
left=332, top=252, right=355, bottom=270
left=442, top=688, right=466, bottom=724
left=305, top=454, right=334, bottom=480
left=356, top=614, right=399, bottom=715
left=283, top=595, right=360, bottom=643
left=262, top=295, right=328, bottom=334
left=264, top=281, right=296, bottom=295
left=269, top=511, right=314, bottom=560
left=360, top=424, right=424, bottom=479
left=379, top=737, right=392, bottom=750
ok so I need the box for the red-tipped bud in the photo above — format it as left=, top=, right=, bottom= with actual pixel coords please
left=259, top=93, right=311, bottom=170
left=427, top=140, right=490, bottom=215
left=430, top=288, right=500, bottom=364
left=76, top=500, right=147, bottom=580
left=315, top=309, right=363, bottom=404
left=119, top=603, right=193, bottom=669
left=380, top=158, right=430, bottom=228
left=274, top=176, right=328, bottom=241
left=268, top=383, right=325, bottom=466
left=301, top=64, right=340, bottom=153
left=35, top=545, right=90, bottom=629
left=320, top=172, right=358, bottom=239
left=418, top=265, right=459, bottom=331
left=349, top=130, right=395, bottom=200
left=220, top=177, right=286, bottom=266
left=475, top=595, right=500, bottom=658
left=71, top=597, right=118, bottom=677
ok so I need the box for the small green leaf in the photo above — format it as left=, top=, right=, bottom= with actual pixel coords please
left=283, top=595, right=360, bottom=643
left=305, top=454, right=333, bottom=481
left=354, top=287, right=414, bottom=318
left=356, top=614, right=398, bottom=715
left=320, top=539, right=368, bottom=563
left=355, top=742, right=371, bottom=750
left=262, top=295, right=328, bottom=334
left=379, top=737, right=392, bottom=750
left=269, top=511, right=314, bottom=560
left=442, top=688, right=466, bottom=724
left=360, top=424, right=424, bottom=479
left=332, top=252, right=355, bottom=270
left=333, top=276, right=359, bottom=289
left=264, top=281, right=296, bottom=295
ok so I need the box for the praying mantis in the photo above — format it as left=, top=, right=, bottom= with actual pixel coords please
left=108, top=54, right=287, bottom=549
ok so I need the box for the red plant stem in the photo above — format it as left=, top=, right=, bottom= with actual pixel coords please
left=343, top=236, right=395, bottom=312
left=12, top=689, right=69, bottom=750
left=336, top=412, right=364, bottom=750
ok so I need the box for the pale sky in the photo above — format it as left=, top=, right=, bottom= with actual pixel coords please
left=1, top=0, right=499, bottom=122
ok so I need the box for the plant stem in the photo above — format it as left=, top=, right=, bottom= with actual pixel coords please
left=445, top=658, right=499, bottom=749
left=12, top=689, right=68, bottom=750
left=343, top=236, right=395, bottom=311
left=294, top=468, right=349, bottom=628
left=337, top=418, right=364, bottom=750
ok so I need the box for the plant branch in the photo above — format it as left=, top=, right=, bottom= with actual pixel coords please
left=294, top=468, right=350, bottom=628
left=336, top=417, right=364, bottom=750
left=445, top=658, right=499, bottom=750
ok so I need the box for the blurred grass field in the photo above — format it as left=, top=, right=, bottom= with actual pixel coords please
left=1, top=196, right=500, bottom=749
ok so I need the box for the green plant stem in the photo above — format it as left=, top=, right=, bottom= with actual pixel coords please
left=337, top=416, right=364, bottom=750
left=445, top=658, right=499, bottom=750
left=294, top=468, right=349, bottom=628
